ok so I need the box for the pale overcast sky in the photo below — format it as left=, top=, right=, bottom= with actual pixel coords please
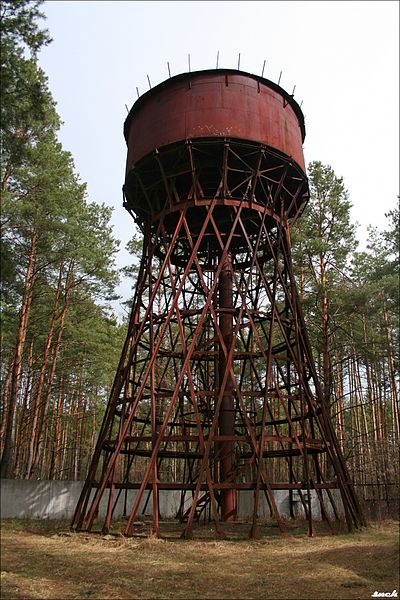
left=38, top=0, right=399, bottom=313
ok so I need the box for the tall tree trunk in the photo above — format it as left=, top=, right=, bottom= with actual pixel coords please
left=30, top=260, right=74, bottom=477
left=77, top=392, right=87, bottom=480
left=0, top=357, right=14, bottom=452
left=319, top=252, right=331, bottom=403
left=89, top=395, right=97, bottom=469
left=72, top=369, right=84, bottom=481
left=1, top=227, right=37, bottom=478
left=334, top=350, right=345, bottom=451
left=1, top=163, right=12, bottom=194
left=354, top=352, right=372, bottom=503
left=50, top=380, right=64, bottom=480
left=25, top=264, right=63, bottom=478
left=382, top=304, right=399, bottom=442
left=14, top=340, right=34, bottom=478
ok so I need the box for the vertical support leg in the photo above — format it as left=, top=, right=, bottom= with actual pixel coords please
left=218, top=251, right=236, bottom=522
left=149, top=263, right=160, bottom=536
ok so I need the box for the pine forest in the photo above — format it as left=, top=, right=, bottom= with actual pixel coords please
left=0, top=0, right=398, bottom=519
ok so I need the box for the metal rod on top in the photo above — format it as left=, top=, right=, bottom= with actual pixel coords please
left=261, top=60, right=266, bottom=77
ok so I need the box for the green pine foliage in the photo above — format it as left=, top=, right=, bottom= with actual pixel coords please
left=0, top=0, right=123, bottom=479
left=292, top=162, right=399, bottom=512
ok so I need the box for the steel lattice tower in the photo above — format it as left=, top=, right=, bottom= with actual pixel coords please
left=72, top=70, right=365, bottom=538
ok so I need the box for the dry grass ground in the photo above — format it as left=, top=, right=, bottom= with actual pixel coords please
left=1, top=518, right=398, bottom=600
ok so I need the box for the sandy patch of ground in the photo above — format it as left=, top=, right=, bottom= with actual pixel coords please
left=1, top=519, right=398, bottom=599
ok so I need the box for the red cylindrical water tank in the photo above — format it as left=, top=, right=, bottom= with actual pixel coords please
left=123, top=69, right=309, bottom=243
left=124, top=69, right=306, bottom=175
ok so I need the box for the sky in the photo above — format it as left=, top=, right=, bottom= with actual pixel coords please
left=38, top=0, right=399, bottom=315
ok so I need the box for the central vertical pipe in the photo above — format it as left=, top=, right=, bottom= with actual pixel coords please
left=218, top=251, right=236, bottom=521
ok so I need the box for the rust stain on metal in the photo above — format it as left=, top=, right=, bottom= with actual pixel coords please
left=124, top=69, right=305, bottom=172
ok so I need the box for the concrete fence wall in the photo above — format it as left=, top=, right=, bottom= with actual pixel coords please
left=0, top=479, right=344, bottom=521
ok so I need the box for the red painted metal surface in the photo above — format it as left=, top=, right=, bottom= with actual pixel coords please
left=124, top=69, right=306, bottom=174
left=218, top=252, right=236, bottom=521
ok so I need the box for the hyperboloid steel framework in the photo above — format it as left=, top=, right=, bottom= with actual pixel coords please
left=72, top=70, right=365, bottom=537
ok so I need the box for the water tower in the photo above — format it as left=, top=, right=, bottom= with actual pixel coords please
left=72, top=69, right=365, bottom=537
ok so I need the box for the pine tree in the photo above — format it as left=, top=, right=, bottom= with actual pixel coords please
left=292, top=161, right=357, bottom=402
left=0, top=0, right=122, bottom=479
